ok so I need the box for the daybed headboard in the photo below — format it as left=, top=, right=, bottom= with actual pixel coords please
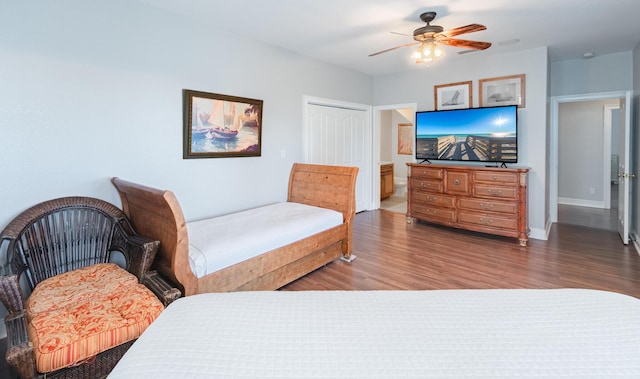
left=111, top=178, right=197, bottom=295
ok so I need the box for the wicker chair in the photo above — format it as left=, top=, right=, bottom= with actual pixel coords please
left=0, top=196, right=181, bottom=379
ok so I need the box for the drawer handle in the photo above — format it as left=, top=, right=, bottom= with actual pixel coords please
left=479, top=218, right=494, bottom=225
left=487, top=189, right=503, bottom=196
left=453, top=179, right=461, bottom=185
left=492, top=176, right=498, bottom=181
left=480, top=203, right=494, bottom=209
left=421, top=182, right=431, bottom=187
left=427, top=196, right=437, bottom=202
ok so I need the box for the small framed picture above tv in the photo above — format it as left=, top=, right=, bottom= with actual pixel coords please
left=434, top=81, right=472, bottom=110
left=415, top=105, right=518, bottom=164
left=479, top=74, right=526, bottom=108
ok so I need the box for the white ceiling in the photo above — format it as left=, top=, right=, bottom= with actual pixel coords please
left=135, top=0, right=640, bottom=76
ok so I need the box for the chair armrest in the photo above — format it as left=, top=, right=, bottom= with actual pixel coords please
left=143, top=271, right=182, bottom=306
left=5, top=310, right=37, bottom=379
left=0, top=274, right=25, bottom=314
left=124, top=235, right=160, bottom=282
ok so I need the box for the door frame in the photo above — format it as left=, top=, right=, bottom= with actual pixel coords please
left=603, top=104, right=619, bottom=210
left=373, top=103, right=417, bottom=209
left=549, top=90, right=632, bottom=226
left=302, top=95, right=374, bottom=210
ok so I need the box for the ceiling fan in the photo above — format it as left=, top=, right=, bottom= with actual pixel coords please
left=369, top=11, right=491, bottom=63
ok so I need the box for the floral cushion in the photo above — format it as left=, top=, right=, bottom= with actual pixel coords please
left=25, top=263, right=164, bottom=373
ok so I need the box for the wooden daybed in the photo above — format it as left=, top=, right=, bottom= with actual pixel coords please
left=111, top=163, right=358, bottom=296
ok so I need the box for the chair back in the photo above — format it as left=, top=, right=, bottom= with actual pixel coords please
left=1, top=197, right=134, bottom=290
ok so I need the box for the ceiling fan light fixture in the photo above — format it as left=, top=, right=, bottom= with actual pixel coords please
left=369, top=11, right=490, bottom=64
left=434, top=45, right=444, bottom=57
left=414, top=42, right=443, bottom=64
left=422, top=43, right=433, bottom=57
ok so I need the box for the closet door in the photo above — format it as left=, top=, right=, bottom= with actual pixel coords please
left=306, top=102, right=371, bottom=212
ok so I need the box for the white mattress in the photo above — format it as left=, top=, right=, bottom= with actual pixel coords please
left=108, top=289, right=640, bottom=378
left=186, top=202, right=343, bottom=277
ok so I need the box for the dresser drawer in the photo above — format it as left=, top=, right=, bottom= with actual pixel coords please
left=473, top=184, right=517, bottom=200
left=411, top=205, right=456, bottom=222
left=412, top=192, right=456, bottom=208
left=446, top=171, right=470, bottom=195
left=458, top=198, right=517, bottom=214
left=458, top=211, right=517, bottom=230
left=474, top=171, right=519, bottom=184
left=411, top=178, right=443, bottom=193
left=411, top=167, right=443, bottom=179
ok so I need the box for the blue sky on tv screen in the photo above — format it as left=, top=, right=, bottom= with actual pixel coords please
left=416, top=106, right=516, bottom=136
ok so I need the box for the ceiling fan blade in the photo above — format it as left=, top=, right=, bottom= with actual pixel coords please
left=438, top=38, right=491, bottom=50
left=369, top=42, right=419, bottom=57
left=390, top=31, right=412, bottom=37
left=441, top=24, right=486, bottom=38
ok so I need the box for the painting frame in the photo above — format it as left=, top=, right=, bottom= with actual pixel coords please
left=183, top=89, right=263, bottom=159
left=397, top=123, right=413, bottom=155
left=479, top=74, right=526, bottom=108
left=434, top=81, right=472, bottom=110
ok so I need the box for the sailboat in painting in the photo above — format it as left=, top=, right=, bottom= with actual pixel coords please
left=193, top=100, right=239, bottom=140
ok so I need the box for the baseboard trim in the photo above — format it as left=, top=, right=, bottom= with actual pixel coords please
left=558, top=197, right=605, bottom=209
left=529, top=226, right=549, bottom=241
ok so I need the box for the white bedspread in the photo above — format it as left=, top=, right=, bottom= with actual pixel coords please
left=186, top=202, right=343, bottom=277
left=108, top=289, right=640, bottom=378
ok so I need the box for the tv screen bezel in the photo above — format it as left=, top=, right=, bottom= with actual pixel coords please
left=414, top=105, right=518, bottom=164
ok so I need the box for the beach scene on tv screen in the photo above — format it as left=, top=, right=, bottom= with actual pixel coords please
left=416, top=107, right=517, bottom=162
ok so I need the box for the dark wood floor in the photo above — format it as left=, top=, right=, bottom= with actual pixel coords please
left=2, top=208, right=638, bottom=378
left=283, top=209, right=640, bottom=298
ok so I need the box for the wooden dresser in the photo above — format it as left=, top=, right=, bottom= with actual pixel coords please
left=407, top=163, right=529, bottom=246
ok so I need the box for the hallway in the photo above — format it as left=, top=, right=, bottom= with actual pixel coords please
left=558, top=184, right=619, bottom=232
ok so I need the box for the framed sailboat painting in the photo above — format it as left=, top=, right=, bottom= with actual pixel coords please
left=183, top=89, right=263, bottom=158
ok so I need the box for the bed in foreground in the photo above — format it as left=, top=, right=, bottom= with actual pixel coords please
left=107, top=289, right=640, bottom=378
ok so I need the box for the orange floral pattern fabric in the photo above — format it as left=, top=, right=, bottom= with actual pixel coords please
left=25, top=263, right=164, bottom=373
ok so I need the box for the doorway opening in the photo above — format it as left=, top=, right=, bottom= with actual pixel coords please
left=374, top=104, right=417, bottom=214
left=550, top=91, right=632, bottom=243
left=557, top=101, right=620, bottom=231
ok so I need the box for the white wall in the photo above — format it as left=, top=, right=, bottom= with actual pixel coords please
left=0, top=1, right=372, bottom=227
left=0, top=1, right=372, bottom=337
left=379, top=111, right=393, bottom=162
left=373, top=47, right=549, bottom=239
left=550, top=52, right=633, bottom=96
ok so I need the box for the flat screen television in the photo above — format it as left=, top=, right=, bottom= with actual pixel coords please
left=415, top=105, right=518, bottom=164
